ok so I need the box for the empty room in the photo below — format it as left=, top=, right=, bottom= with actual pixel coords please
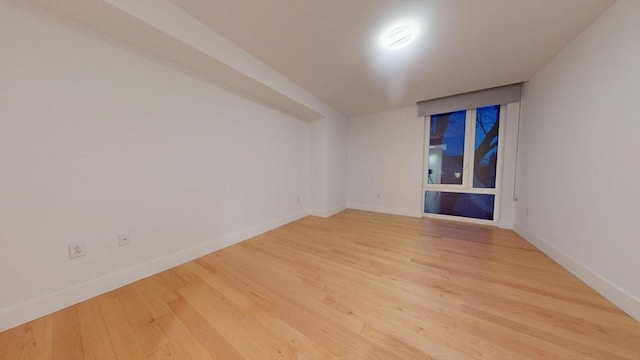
left=1, top=0, right=639, bottom=359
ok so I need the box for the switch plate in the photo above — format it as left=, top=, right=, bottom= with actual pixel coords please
left=118, top=232, right=131, bottom=247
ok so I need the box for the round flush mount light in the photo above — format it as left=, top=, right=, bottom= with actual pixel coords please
left=383, top=25, right=415, bottom=50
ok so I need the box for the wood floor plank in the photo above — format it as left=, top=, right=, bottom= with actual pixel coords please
left=0, top=327, right=21, bottom=360
left=177, top=280, right=296, bottom=360
left=152, top=310, right=213, bottom=360
left=205, top=253, right=450, bottom=359
left=76, top=298, right=117, bottom=360
left=51, top=306, right=83, bottom=360
left=166, top=295, right=245, bottom=360
left=1, top=210, right=639, bottom=359
left=98, top=292, right=149, bottom=360
left=0, top=316, right=52, bottom=360
left=115, top=285, right=169, bottom=356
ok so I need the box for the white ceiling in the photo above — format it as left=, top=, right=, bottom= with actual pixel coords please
left=172, top=0, right=614, bottom=117
left=34, top=0, right=614, bottom=119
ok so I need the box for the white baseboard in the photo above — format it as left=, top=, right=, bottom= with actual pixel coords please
left=310, top=204, right=346, bottom=218
left=347, top=203, right=422, bottom=218
left=514, top=223, right=640, bottom=321
left=0, top=210, right=310, bottom=332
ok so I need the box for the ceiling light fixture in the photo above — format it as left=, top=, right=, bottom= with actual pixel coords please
left=383, top=25, right=414, bottom=50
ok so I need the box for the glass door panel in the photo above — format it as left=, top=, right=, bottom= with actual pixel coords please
left=424, top=191, right=495, bottom=220
left=427, top=110, right=466, bottom=185
left=473, top=105, right=500, bottom=188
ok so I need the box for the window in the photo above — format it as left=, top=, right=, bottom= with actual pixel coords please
left=423, top=105, right=503, bottom=223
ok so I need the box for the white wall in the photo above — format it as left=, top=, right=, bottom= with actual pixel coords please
left=0, top=1, right=315, bottom=330
left=324, top=114, right=349, bottom=215
left=309, top=119, right=327, bottom=213
left=515, top=0, right=640, bottom=320
left=347, top=106, right=424, bottom=217
left=309, top=114, right=348, bottom=217
left=497, top=102, right=520, bottom=229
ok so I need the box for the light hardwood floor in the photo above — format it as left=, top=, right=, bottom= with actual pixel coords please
left=1, top=210, right=639, bottom=359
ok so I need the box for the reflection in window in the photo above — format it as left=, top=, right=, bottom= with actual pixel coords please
left=428, top=110, right=466, bottom=185
left=474, top=105, right=500, bottom=188
left=424, top=191, right=495, bottom=220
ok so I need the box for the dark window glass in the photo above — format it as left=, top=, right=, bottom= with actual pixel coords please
left=424, top=191, right=495, bottom=220
left=473, top=105, right=500, bottom=188
left=428, top=110, right=466, bottom=185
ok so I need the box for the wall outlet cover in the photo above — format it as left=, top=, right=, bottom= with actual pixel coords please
left=68, top=241, right=86, bottom=259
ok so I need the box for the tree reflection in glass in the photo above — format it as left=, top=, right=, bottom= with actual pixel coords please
left=474, top=105, right=500, bottom=188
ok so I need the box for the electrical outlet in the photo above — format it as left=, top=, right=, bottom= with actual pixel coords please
left=68, top=241, right=86, bottom=259
left=118, top=232, right=131, bottom=247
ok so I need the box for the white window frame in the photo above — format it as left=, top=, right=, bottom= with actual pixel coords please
left=422, top=105, right=506, bottom=225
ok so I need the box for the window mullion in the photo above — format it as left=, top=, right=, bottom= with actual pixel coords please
left=463, top=109, right=475, bottom=189
left=423, top=116, right=430, bottom=188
